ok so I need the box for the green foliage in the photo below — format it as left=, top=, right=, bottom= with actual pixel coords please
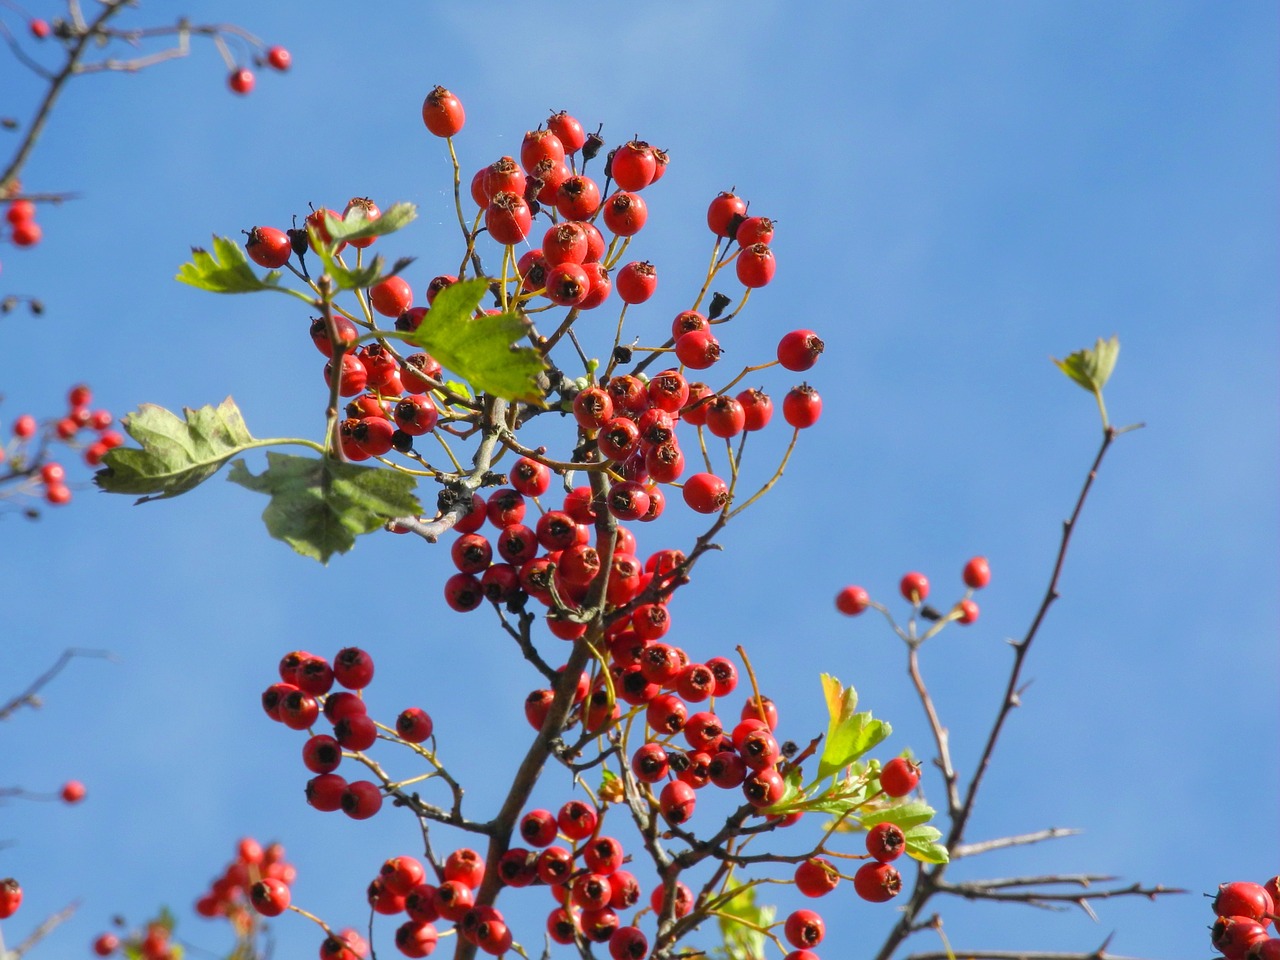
left=403, top=277, right=548, bottom=404
left=95, top=398, right=257, bottom=502
left=313, top=241, right=415, bottom=292
left=321, top=201, right=417, bottom=242
left=713, top=878, right=774, bottom=960
left=176, top=236, right=281, bottom=293
left=1053, top=335, right=1119, bottom=394
left=817, top=673, right=891, bottom=779
left=227, top=453, right=421, bottom=563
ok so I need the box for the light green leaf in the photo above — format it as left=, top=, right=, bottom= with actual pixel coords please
left=405, top=277, right=547, bottom=404
left=227, top=453, right=421, bottom=563
left=1053, top=335, right=1120, bottom=394
left=321, top=201, right=417, bottom=243
left=312, top=229, right=415, bottom=291
left=818, top=674, right=892, bottom=779
left=176, top=235, right=282, bottom=293
left=714, top=879, right=774, bottom=960
left=857, top=799, right=950, bottom=864
left=94, top=398, right=257, bottom=502
left=905, top=824, right=949, bottom=864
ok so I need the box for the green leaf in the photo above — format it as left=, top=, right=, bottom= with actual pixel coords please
left=322, top=202, right=417, bottom=243
left=405, top=277, right=547, bottom=404
left=714, top=879, right=774, bottom=960
left=312, top=229, right=415, bottom=291
left=176, top=235, right=281, bottom=293
left=905, top=824, right=949, bottom=864
left=818, top=674, right=892, bottom=779
left=857, top=799, right=950, bottom=864
left=1053, top=335, right=1120, bottom=394
left=94, top=398, right=257, bottom=502
left=227, top=453, right=421, bottom=563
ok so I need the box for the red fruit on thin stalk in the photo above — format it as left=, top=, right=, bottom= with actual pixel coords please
left=879, top=756, right=922, bottom=797
left=422, top=86, right=465, bottom=137
left=836, top=585, right=870, bottom=615
left=707, top=191, right=747, bottom=237
left=777, top=329, right=825, bottom=371
left=245, top=226, right=292, bottom=268
left=228, top=68, right=255, bottom=95
left=853, top=861, right=902, bottom=902
left=963, top=555, right=991, bottom=589
left=899, top=571, right=929, bottom=603
left=266, top=45, right=291, bottom=71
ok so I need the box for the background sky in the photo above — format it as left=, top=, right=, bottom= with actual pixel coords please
left=1, top=3, right=1276, bottom=959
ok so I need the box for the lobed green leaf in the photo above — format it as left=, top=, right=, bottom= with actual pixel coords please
left=714, top=879, right=774, bottom=960
left=176, top=235, right=281, bottom=293
left=321, top=201, right=417, bottom=242
left=94, top=398, right=257, bottom=502
left=404, top=277, right=547, bottom=404
left=818, top=673, right=891, bottom=779
left=1053, top=335, right=1120, bottom=393
left=227, top=453, right=421, bottom=564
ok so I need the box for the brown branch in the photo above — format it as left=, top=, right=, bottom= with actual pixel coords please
left=951, top=827, right=1082, bottom=859
left=0, top=648, right=115, bottom=721
left=7, top=900, right=79, bottom=958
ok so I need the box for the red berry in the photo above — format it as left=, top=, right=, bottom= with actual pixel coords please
left=422, top=86, right=465, bottom=137
left=245, top=226, right=292, bottom=268
left=608, top=925, right=649, bottom=960
left=616, top=261, right=656, bottom=304
left=963, top=556, right=991, bottom=589
left=659, top=780, right=697, bottom=824
left=956, top=598, right=979, bottom=624
left=486, top=191, right=533, bottom=245
left=29, top=18, right=50, bottom=39
left=649, top=881, right=694, bottom=918
left=10, top=220, right=41, bottom=247
left=306, top=773, right=347, bottom=812
left=266, top=45, right=291, bottom=71
left=370, top=275, right=414, bottom=317
left=675, top=330, right=721, bottom=370
left=784, top=909, right=825, bottom=949
left=777, top=330, right=824, bottom=371
left=556, top=175, right=601, bottom=220
left=879, top=757, right=921, bottom=797
left=228, top=68, right=255, bottom=95
left=0, top=878, right=22, bottom=919
left=853, top=861, right=902, bottom=902
left=542, top=221, right=589, bottom=266
left=333, top=646, right=375, bottom=689
left=682, top=472, right=729, bottom=514
left=707, top=191, right=747, bottom=237
left=60, top=779, right=86, bottom=803
left=836, top=585, right=870, bottom=615
left=782, top=384, right=822, bottom=428
left=341, top=780, right=384, bottom=819
left=736, top=215, right=775, bottom=247
left=557, top=799, right=598, bottom=841
left=705, top=395, right=746, bottom=438
left=250, top=878, right=291, bottom=916
left=1212, top=882, right=1275, bottom=923
left=544, top=261, right=590, bottom=306
left=899, top=571, right=929, bottom=603
left=794, top=857, right=840, bottom=898
left=92, top=933, right=119, bottom=956
left=602, top=192, right=648, bottom=237
left=742, top=766, right=786, bottom=807
left=394, top=921, right=438, bottom=958
left=44, top=482, right=71, bottom=505
left=6, top=200, right=36, bottom=224
left=1213, top=916, right=1271, bottom=959
left=611, top=140, right=657, bottom=191
left=736, top=243, right=775, bottom=287
left=444, top=847, right=485, bottom=889
left=866, top=821, right=907, bottom=862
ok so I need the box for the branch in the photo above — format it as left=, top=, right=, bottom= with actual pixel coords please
left=952, top=827, right=1082, bottom=859
left=0, top=648, right=115, bottom=721
left=7, top=900, right=79, bottom=958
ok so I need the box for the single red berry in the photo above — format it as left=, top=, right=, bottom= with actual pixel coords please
left=705, top=395, right=746, bottom=438
left=333, top=647, right=375, bottom=689
left=445, top=847, right=485, bottom=889
left=740, top=695, right=779, bottom=731
left=782, top=383, right=822, bottom=428
left=616, top=261, right=656, bottom=303
left=573, top=385, right=614, bottom=430
left=370, top=275, right=414, bottom=317
left=736, top=388, right=773, bottom=431
left=579, top=260, right=612, bottom=308
left=707, top=191, right=747, bottom=237
left=675, top=329, right=721, bottom=370
left=836, top=585, right=870, bottom=615
left=394, top=395, right=439, bottom=436
left=879, top=757, right=922, bottom=797
left=266, top=45, right=291, bottom=71
left=1212, top=881, right=1275, bottom=923
left=608, top=925, right=649, bottom=960
left=306, top=773, right=348, bottom=812
left=10, top=220, right=41, bottom=247
left=394, top=920, right=438, bottom=958
left=1212, top=916, right=1271, bottom=958
left=29, top=18, right=50, bottom=39
left=302, top=734, right=342, bottom=774
left=794, top=857, right=840, bottom=898
left=0, top=878, right=22, bottom=919
left=444, top=572, right=484, bottom=612
left=60, top=780, right=86, bottom=804
left=555, top=175, right=601, bottom=220
left=853, top=861, right=902, bottom=902
left=742, top=766, right=786, bottom=807
left=963, top=556, right=991, bottom=589
left=520, top=809, right=558, bottom=848
left=6, top=200, right=35, bottom=224
left=422, top=86, right=465, bottom=137
left=736, top=215, right=775, bottom=247
left=956, top=598, right=979, bottom=624
left=547, top=111, right=587, bottom=153
left=486, top=191, right=533, bottom=245
left=245, top=226, right=292, bottom=268
left=610, top=140, right=657, bottom=191
left=784, top=909, right=825, bottom=949
left=682, top=472, right=729, bottom=514
left=649, top=881, right=694, bottom=918
left=92, top=933, right=119, bottom=956
left=250, top=878, right=291, bottom=916
left=228, top=68, right=255, bottom=95
left=777, top=330, right=825, bottom=371
left=557, top=799, right=598, bottom=841
left=736, top=243, right=776, bottom=287
left=44, top=482, right=71, bottom=505
left=866, top=821, right=907, bottom=862
left=900, top=571, right=929, bottom=603
left=602, top=192, right=648, bottom=237
left=544, top=261, right=590, bottom=306
left=341, top=780, right=384, bottom=820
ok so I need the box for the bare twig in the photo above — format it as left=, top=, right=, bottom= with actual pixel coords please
left=0, top=648, right=115, bottom=721
left=952, top=827, right=1082, bottom=859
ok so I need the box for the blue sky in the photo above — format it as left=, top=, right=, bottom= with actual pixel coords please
left=1, top=3, right=1276, bottom=958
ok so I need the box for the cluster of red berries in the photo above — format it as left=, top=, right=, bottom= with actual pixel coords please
left=1208, top=878, right=1280, bottom=959
left=4, top=196, right=42, bottom=249
left=836, top=555, right=990, bottom=625
left=227, top=44, right=290, bottom=96
left=2, top=383, right=120, bottom=507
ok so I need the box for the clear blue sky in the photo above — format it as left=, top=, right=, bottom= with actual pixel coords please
left=2, top=3, right=1276, bottom=958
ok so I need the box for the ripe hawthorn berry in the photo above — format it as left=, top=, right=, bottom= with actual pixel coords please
left=777, top=329, right=825, bottom=371
left=853, top=860, right=902, bottom=902
left=736, top=243, right=776, bottom=287
left=611, top=140, right=657, bottom=191
left=602, top=192, right=648, bottom=237
left=92, top=933, right=119, bottom=956
left=736, top=215, right=775, bottom=247
left=1212, top=881, right=1275, bottom=922
left=579, top=261, right=612, bottom=308
left=334, top=712, right=378, bottom=750
left=609, top=925, right=649, bottom=960
left=956, top=598, right=979, bottom=624
left=784, top=909, right=825, bottom=949
left=250, top=878, right=291, bottom=916
left=1211, top=915, right=1270, bottom=958
left=737, top=387, right=773, bottom=430
left=705, top=395, right=746, bottom=438
left=547, top=111, right=587, bottom=153
left=615, top=260, right=657, bottom=304
left=742, top=766, right=786, bottom=807
left=486, top=191, right=533, bottom=245
left=245, top=226, right=291, bottom=268
left=683, top=472, right=729, bottom=514
left=60, top=779, right=86, bottom=803
left=370, top=275, right=414, bottom=317
left=866, top=821, right=907, bottom=862
left=394, top=920, right=438, bottom=958
left=556, top=175, right=601, bottom=220
left=545, top=261, right=590, bottom=306
left=675, top=329, right=721, bottom=369
left=836, top=585, right=870, bottom=615
left=707, top=191, right=747, bottom=237
left=649, top=880, right=694, bottom=918
left=521, top=128, right=566, bottom=171
left=899, top=571, right=929, bottom=603
left=302, top=734, right=342, bottom=773
left=879, top=757, right=922, bottom=797
left=0, top=878, right=22, bottom=919
left=10, top=220, right=41, bottom=247
left=557, top=799, right=598, bottom=840
left=266, top=45, right=291, bottom=71
left=228, top=68, right=255, bottom=95
left=341, top=781, right=382, bottom=820
left=445, top=848, right=485, bottom=889
left=795, top=857, right=840, bottom=897
left=41, top=461, right=66, bottom=484
left=782, top=384, right=822, bottom=428
left=422, top=86, right=465, bottom=137
left=581, top=907, right=619, bottom=944
left=334, top=646, right=374, bottom=689
left=28, top=18, right=49, bottom=39
left=963, top=555, right=991, bottom=589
